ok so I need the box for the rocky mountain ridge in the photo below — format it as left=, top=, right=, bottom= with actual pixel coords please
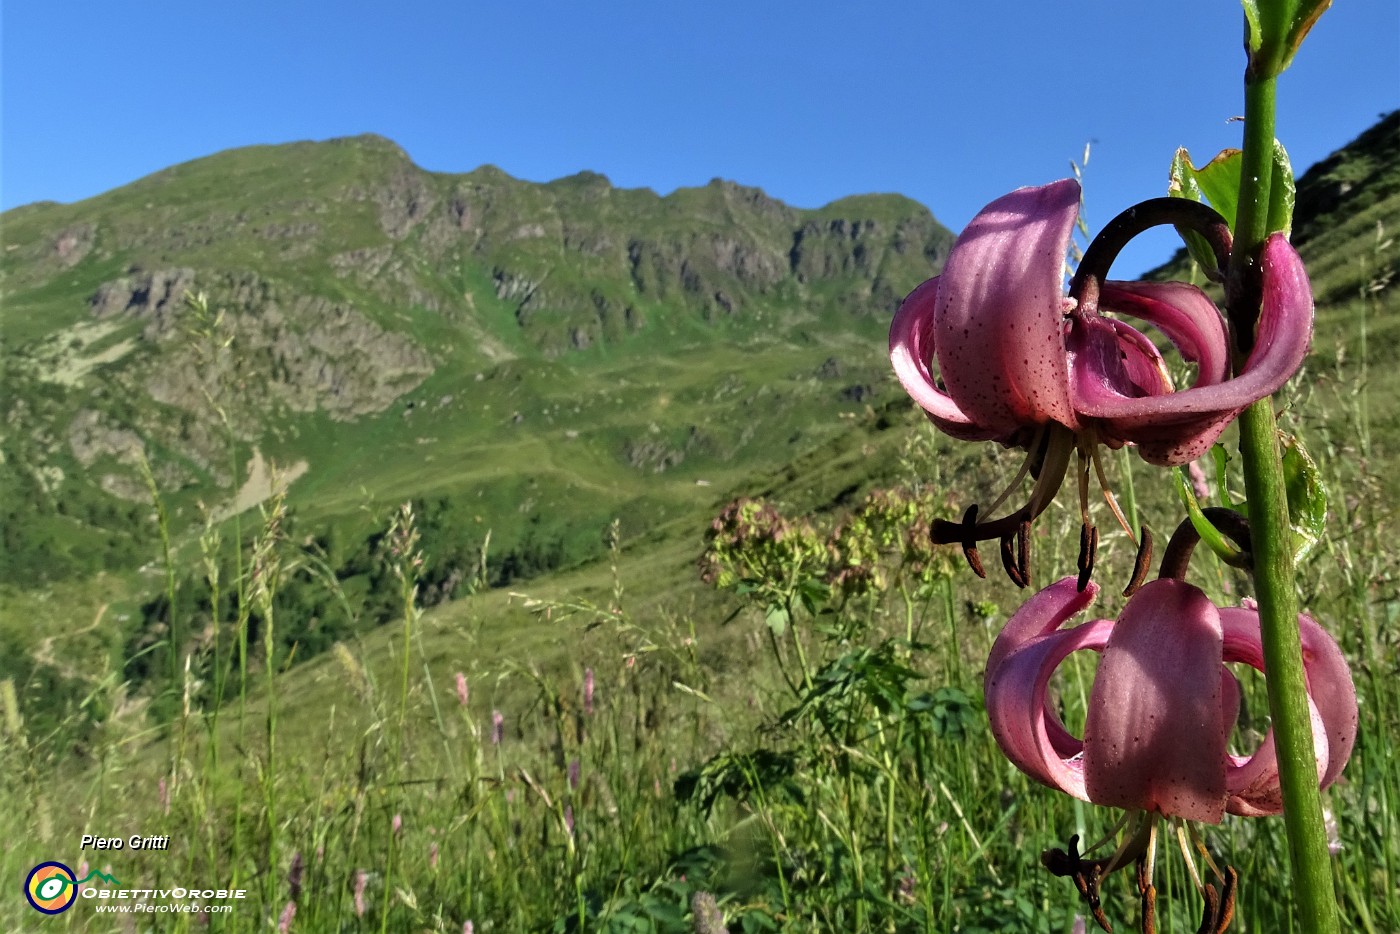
left=0, top=134, right=954, bottom=582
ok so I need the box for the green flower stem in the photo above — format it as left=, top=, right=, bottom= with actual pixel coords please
left=1232, top=58, right=1341, bottom=934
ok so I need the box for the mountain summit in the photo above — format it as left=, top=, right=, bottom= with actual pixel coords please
left=0, top=135, right=953, bottom=582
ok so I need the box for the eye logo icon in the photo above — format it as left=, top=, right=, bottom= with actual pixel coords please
left=24, top=861, right=121, bottom=914
left=25, top=862, right=78, bottom=914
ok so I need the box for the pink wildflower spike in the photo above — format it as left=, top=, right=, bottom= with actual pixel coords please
left=583, top=667, right=595, bottom=715
left=277, top=900, right=296, bottom=933
left=352, top=869, right=368, bottom=917
left=984, top=577, right=1356, bottom=823
left=455, top=671, right=469, bottom=707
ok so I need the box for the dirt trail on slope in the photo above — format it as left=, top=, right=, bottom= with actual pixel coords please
left=218, top=448, right=309, bottom=521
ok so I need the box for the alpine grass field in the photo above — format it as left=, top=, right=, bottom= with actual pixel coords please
left=0, top=113, right=1397, bottom=930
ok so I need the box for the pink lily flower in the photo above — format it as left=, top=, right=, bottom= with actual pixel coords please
left=984, top=576, right=1356, bottom=823
left=889, top=179, right=1312, bottom=559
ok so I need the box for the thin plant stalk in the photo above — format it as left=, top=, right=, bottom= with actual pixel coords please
left=1230, top=37, right=1341, bottom=934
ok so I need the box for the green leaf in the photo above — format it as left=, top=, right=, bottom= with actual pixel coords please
left=1241, top=0, right=1265, bottom=55
left=1243, top=0, right=1330, bottom=77
left=1210, top=443, right=1234, bottom=508
left=1174, top=467, right=1247, bottom=567
left=1281, top=434, right=1327, bottom=562
left=1268, top=138, right=1296, bottom=238
left=1170, top=148, right=1243, bottom=227
left=1169, top=148, right=1224, bottom=276
left=763, top=603, right=788, bottom=637
left=1168, top=142, right=1295, bottom=250
left=1282, top=0, right=1333, bottom=73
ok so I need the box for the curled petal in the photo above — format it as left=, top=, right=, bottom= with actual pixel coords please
left=1295, top=609, right=1359, bottom=789
left=985, top=579, right=1109, bottom=800
left=1069, top=235, right=1312, bottom=465
left=1067, top=317, right=1172, bottom=420
left=986, top=577, right=1100, bottom=677
left=889, top=278, right=1005, bottom=442
left=932, top=179, right=1081, bottom=435
left=1099, top=280, right=1231, bottom=386
left=1225, top=696, right=1329, bottom=817
left=1083, top=579, right=1230, bottom=823
left=1218, top=605, right=1357, bottom=815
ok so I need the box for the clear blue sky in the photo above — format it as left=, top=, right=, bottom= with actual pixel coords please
left=3, top=1, right=1396, bottom=276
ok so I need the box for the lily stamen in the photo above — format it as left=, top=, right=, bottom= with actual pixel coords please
left=1000, top=533, right=1026, bottom=588
left=1137, top=854, right=1158, bottom=934
left=932, top=424, right=1076, bottom=580
left=1176, top=820, right=1207, bottom=894
left=1123, top=527, right=1153, bottom=598
left=1087, top=437, right=1136, bottom=542
left=956, top=504, right=988, bottom=579
left=1077, top=523, right=1098, bottom=592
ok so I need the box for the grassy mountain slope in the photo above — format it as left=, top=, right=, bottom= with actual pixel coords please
left=3, top=111, right=1396, bottom=742
left=0, top=135, right=950, bottom=587
left=0, top=136, right=953, bottom=728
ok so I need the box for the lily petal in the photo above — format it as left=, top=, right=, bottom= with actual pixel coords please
left=985, top=579, right=1110, bottom=799
left=1099, top=280, right=1231, bottom=386
left=1218, top=605, right=1357, bottom=807
left=1083, top=579, right=1230, bottom=823
left=932, top=179, right=1082, bottom=435
left=1067, top=316, right=1173, bottom=416
left=889, top=278, right=1006, bottom=442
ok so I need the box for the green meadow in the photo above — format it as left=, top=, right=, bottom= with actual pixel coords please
left=1, top=114, right=1397, bottom=931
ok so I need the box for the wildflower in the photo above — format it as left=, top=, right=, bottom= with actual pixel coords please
left=352, top=869, right=367, bottom=917
left=583, top=667, right=595, bottom=715
left=984, top=576, right=1356, bottom=823
left=464, top=922, right=475, bottom=934
left=277, top=900, right=296, bottom=933
left=455, top=671, right=469, bottom=707
left=889, top=179, right=1312, bottom=578
left=996, top=557, right=1355, bottom=930
left=391, top=813, right=402, bottom=836
left=491, top=709, right=505, bottom=745
left=896, top=866, right=917, bottom=905
left=568, top=757, right=581, bottom=791
left=1188, top=460, right=1213, bottom=502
